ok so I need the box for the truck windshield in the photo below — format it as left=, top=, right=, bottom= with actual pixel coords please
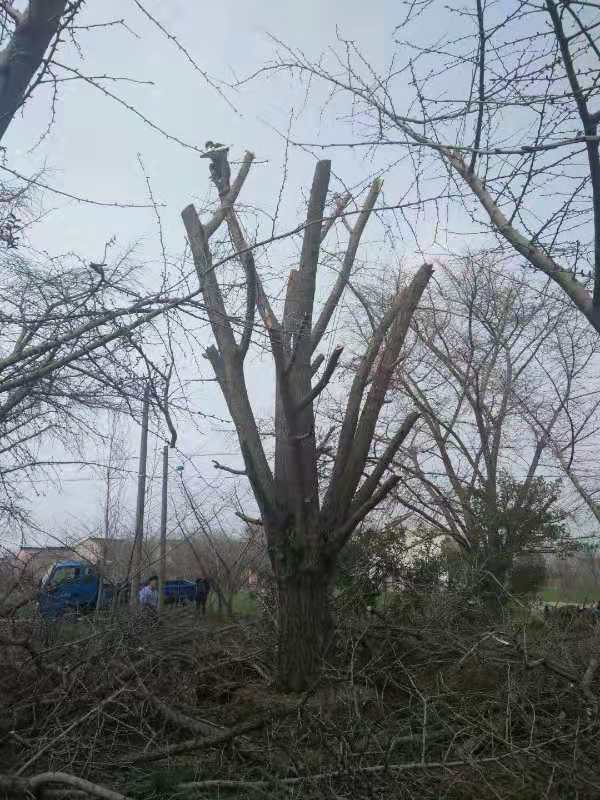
left=51, top=566, right=80, bottom=586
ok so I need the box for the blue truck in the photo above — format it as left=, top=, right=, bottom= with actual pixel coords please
left=37, top=560, right=198, bottom=619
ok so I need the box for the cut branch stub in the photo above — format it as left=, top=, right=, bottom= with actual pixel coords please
left=296, top=344, right=343, bottom=412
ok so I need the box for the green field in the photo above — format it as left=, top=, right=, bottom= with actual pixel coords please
left=540, top=585, right=599, bottom=605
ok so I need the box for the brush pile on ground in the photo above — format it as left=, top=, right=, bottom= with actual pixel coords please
left=0, top=593, right=599, bottom=799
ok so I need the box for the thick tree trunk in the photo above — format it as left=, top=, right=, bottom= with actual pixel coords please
left=479, top=547, right=512, bottom=611
left=0, top=0, right=68, bottom=142
left=277, top=569, right=333, bottom=692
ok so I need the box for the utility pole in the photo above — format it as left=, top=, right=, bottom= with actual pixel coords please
left=95, top=464, right=111, bottom=613
left=159, top=444, right=168, bottom=614
left=130, top=384, right=150, bottom=607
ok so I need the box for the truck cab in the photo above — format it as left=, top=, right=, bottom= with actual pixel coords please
left=37, top=560, right=198, bottom=619
left=38, top=560, right=122, bottom=619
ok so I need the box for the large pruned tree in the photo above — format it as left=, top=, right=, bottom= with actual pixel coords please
left=182, top=148, right=432, bottom=690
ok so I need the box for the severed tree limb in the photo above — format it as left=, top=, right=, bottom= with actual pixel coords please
left=204, top=150, right=255, bottom=238
left=223, top=206, right=257, bottom=360
left=140, top=685, right=230, bottom=736
left=312, top=177, right=382, bottom=352
left=320, top=191, right=351, bottom=241
left=270, top=161, right=332, bottom=541
left=118, top=713, right=278, bottom=765
left=235, top=510, right=263, bottom=526
left=311, top=353, right=325, bottom=376
left=139, top=682, right=265, bottom=760
left=15, top=687, right=127, bottom=777
left=0, top=3, right=22, bottom=25
left=0, top=772, right=129, bottom=800
left=331, top=474, right=401, bottom=551
left=351, top=410, right=419, bottom=510
left=295, top=344, right=343, bottom=411
left=582, top=655, right=599, bottom=714
left=324, top=264, right=432, bottom=500
left=183, top=202, right=276, bottom=518
left=322, top=263, right=433, bottom=526
left=175, top=754, right=538, bottom=793
left=182, top=205, right=237, bottom=350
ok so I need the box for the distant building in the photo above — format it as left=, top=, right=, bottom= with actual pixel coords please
left=75, top=536, right=181, bottom=580
left=13, top=545, right=76, bottom=581
left=75, top=536, right=135, bottom=578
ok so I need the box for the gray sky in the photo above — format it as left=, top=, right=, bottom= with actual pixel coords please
left=7, top=0, right=594, bottom=547
left=8, top=0, right=430, bottom=544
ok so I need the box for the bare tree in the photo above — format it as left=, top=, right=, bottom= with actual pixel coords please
left=0, top=243, right=198, bottom=523
left=389, top=256, right=596, bottom=584
left=174, top=490, right=266, bottom=617
left=256, top=1, right=600, bottom=334
left=181, top=148, right=431, bottom=689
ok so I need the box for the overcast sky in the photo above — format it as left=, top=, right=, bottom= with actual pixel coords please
left=5, top=0, right=431, bottom=544
left=8, top=0, right=589, bottom=548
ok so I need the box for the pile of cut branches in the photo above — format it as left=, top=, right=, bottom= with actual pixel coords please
left=1, top=595, right=599, bottom=799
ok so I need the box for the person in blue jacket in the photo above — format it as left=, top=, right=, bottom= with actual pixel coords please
left=139, top=575, right=159, bottom=614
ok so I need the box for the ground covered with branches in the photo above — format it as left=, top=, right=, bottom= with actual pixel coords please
left=1, top=596, right=600, bottom=799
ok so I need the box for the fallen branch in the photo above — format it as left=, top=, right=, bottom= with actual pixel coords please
left=0, top=772, right=129, bottom=800
left=118, top=713, right=277, bottom=765
left=15, top=687, right=127, bottom=776
left=176, top=753, right=526, bottom=792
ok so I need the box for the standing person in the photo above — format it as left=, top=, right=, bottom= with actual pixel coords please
left=195, top=577, right=210, bottom=615
left=139, top=575, right=159, bottom=617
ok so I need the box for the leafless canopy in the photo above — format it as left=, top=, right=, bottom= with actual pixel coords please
left=393, top=255, right=600, bottom=551
left=254, top=0, right=600, bottom=334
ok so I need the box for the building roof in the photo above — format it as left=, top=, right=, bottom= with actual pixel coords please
left=19, top=545, right=71, bottom=551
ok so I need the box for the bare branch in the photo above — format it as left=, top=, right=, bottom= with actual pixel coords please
left=0, top=772, right=128, bottom=800
left=212, top=459, right=247, bottom=476
left=312, top=177, right=382, bottom=352
left=322, top=263, right=433, bottom=526
left=331, top=474, right=401, bottom=549
left=295, top=344, right=343, bottom=411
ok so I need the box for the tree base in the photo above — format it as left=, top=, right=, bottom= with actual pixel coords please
left=277, top=570, right=333, bottom=692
